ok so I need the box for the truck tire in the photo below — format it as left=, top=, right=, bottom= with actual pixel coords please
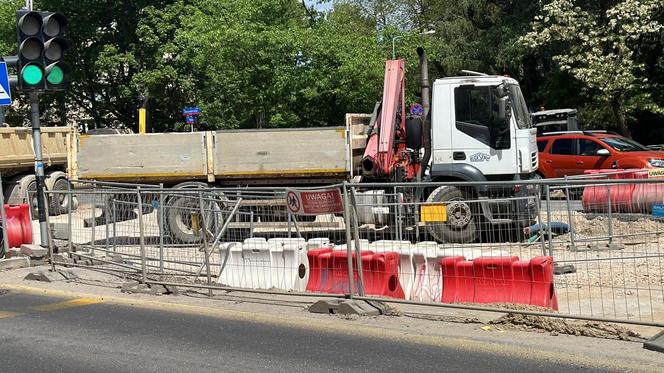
left=25, top=179, right=38, bottom=218
left=45, top=171, right=73, bottom=216
left=425, top=185, right=478, bottom=243
left=164, top=182, right=224, bottom=244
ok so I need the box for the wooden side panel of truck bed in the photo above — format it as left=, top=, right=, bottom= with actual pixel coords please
left=75, top=132, right=208, bottom=182
left=72, top=122, right=368, bottom=184
left=213, top=127, right=350, bottom=180
left=0, top=127, right=69, bottom=176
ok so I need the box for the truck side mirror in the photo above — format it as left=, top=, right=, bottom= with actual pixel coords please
left=596, top=148, right=610, bottom=156
left=498, top=97, right=510, bottom=121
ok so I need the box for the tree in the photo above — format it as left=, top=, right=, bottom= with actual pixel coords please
left=521, top=0, right=663, bottom=137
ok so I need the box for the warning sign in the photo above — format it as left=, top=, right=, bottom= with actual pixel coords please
left=286, top=188, right=344, bottom=216
left=648, top=169, right=664, bottom=179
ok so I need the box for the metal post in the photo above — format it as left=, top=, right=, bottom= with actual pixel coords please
left=158, top=184, right=165, bottom=274
left=136, top=187, right=147, bottom=283
left=198, top=191, right=212, bottom=297
left=564, top=176, right=576, bottom=249
left=349, top=186, right=366, bottom=296
left=544, top=185, right=553, bottom=256
left=287, top=211, right=292, bottom=239
left=607, top=183, right=613, bottom=245
left=249, top=210, right=254, bottom=238
left=111, top=199, right=117, bottom=253
left=342, top=183, right=355, bottom=298
left=0, top=173, right=9, bottom=257
left=67, top=181, right=73, bottom=253
left=29, top=92, right=49, bottom=248
left=535, top=190, right=546, bottom=256
left=290, top=214, right=303, bottom=240
left=104, top=200, right=110, bottom=251
left=90, top=183, right=96, bottom=254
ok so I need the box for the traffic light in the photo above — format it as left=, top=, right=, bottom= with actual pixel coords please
left=15, top=10, right=69, bottom=91
left=41, top=12, right=69, bottom=90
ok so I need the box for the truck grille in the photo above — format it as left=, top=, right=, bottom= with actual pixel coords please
left=531, top=151, right=538, bottom=169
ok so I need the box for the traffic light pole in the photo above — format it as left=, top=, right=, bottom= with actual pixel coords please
left=29, top=91, right=49, bottom=248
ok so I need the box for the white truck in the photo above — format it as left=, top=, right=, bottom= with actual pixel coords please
left=67, top=48, right=539, bottom=243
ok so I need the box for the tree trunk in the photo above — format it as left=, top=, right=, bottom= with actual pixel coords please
left=610, top=97, right=631, bottom=138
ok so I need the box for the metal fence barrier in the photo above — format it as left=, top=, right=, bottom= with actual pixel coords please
left=43, top=176, right=664, bottom=327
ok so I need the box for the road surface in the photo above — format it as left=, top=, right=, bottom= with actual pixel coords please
left=0, top=290, right=616, bottom=373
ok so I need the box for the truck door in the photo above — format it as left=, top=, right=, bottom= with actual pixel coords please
left=451, top=84, right=514, bottom=175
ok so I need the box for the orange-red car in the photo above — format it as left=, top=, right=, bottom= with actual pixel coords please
left=536, top=131, right=664, bottom=178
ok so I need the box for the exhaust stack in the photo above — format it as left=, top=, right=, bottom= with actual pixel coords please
left=417, top=47, right=431, bottom=180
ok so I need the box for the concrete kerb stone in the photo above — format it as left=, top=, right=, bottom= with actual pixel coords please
left=121, top=282, right=179, bottom=296
left=643, top=329, right=664, bottom=353
left=23, top=269, right=78, bottom=282
left=4, top=248, right=22, bottom=259
left=0, top=257, right=31, bottom=271
left=20, top=244, right=48, bottom=259
left=308, top=299, right=388, bottom=316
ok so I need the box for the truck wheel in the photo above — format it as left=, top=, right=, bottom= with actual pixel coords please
left=164, top=182, right=224, bottom=244
left=26, top=180, right=38, bottom=217
left=425, top=186, right=478, bottom=243
left=45, top=172, right=70, bottom=216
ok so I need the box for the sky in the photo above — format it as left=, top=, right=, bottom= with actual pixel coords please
left=306, top=0, right=333, bottom=11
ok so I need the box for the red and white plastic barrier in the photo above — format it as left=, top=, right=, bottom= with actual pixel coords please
left=3, top=204, right=33, bottom=249
left=440, top=255, right=558, bottom=309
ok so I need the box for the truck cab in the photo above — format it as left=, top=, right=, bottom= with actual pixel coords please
left=422, top=75, right=538, bottom=242
left=430, top=75, right=538, bottom=181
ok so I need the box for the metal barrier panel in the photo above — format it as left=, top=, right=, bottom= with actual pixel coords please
left=48, top=184, right=353, bottom=297
left=45, top=176, right=664, bottom=327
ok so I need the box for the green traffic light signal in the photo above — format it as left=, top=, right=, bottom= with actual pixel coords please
left=21, top=64, right=43, bottom=85
left=46, top=65, right=63, bottom=84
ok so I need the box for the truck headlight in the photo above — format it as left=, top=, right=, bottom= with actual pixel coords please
left=649, top=159, right=664, bottom=168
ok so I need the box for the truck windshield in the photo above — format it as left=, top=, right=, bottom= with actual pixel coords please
left=601, top=136, right=649, bottom=152
left=508, top=84, right=532, bottom=129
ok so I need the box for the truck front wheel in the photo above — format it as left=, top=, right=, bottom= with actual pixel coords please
left=425, top=186, right=478, bottom=243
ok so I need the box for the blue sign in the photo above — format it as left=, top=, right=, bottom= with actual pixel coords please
left=410, top=103, right=424, bottom=116
left=653, top=204, right=664, bottom=217
left=0, top=62, right=12, bottom=106
left=185, top=116, right=195, bottom=124
left=182, top=106, right=201, bottom=116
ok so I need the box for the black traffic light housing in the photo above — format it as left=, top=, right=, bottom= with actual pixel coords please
left=14, top=9, right=69, bottom=91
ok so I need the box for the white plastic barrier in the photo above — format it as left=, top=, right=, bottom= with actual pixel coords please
left=407, top=244, right=511, bottom=302
left=410, top=242, right=441, bottom=302
left=217, top=238, right=273, bottom=289
left=268, top=238, right=309, bottom=291
left=370, top=240, right=415, bottom=300
left=306, top=237, right=332, bottom=250
left=217, top=242, right=244, bottom=287
left=334, top=239, right=370, bottom=251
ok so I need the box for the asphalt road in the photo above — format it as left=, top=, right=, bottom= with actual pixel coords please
left=0, top=290, right=615, bottom=373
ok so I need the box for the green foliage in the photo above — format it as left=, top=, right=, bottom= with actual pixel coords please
left=0, top=0, right=660, bottom=142
left=0, top=0, right=385, bottom=131
left=520, top=0, right=663, bottom=137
